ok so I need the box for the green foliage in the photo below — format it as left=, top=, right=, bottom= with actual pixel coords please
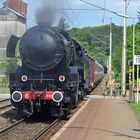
left=130, top=102, right=140, bottom=122
left=68, top=20, right=140, bottom=84
left=126, top=22, right=140, bottom=83
left=68, top=24, right=123, bottom=68
left=0, top=58, right=18, bottom=75
left=58, top=17, right=69, bottom=30
left=126, top=25, right=140, bottom=60
left=0, top=39, right=21, bottom=74
left=112, top=44, right=122, bottom=82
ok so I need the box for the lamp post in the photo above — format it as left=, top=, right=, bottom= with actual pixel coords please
left=121, top=0, right=127, bottom=96
left=115, top=4, right=138, bottom=98
left=131, top=17, right=138, bottom=101
left=109, top=18, right=112, bottom=97
left=132, top=19, right=135, bottom=101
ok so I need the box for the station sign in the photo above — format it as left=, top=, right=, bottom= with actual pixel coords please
left=134, top=55, right=140, bottom=65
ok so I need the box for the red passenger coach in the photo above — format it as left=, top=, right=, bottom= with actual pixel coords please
left=84, top=54, right=104, bottom=92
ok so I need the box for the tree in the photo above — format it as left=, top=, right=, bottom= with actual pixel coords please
left=58, top=17, right=69, bottom=30
left=0, top=58, right=19, bottom=75
left=0, top=40, right=21, bottom=75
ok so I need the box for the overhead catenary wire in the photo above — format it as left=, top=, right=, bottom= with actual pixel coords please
left=80, top=0, right=135, bottom=19
left=102, top=0, right=106, bottom=24
left=102, top=0, right=130, bottom=27
left=127, top=0, right=131, bottom=8
left=118, top=0, right=131, bottom=27
left=66, top=0, right=82, bottom=27
left=60, top=11, right=76, bottom=27
left=59, top=8, right=102, bottom=11
left=80, top=0, right=117, bottom=15
left=81, top=0, right=140, bottom=20
left=90, top=34, right=109, bottom=46
left=56, top=1, right=76, bottom=27
left=55, top=0, right=76, bottom=27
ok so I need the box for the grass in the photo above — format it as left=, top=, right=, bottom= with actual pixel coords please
left=130, top=102, right=140, bottom=122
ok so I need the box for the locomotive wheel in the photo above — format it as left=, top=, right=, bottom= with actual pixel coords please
left=74, top=92, right=79, bottom=108
left=78, top=87, right=85, bottom=101
left=70, top=90, right=78, bottom=109
left=81, top=87, right=86, bottom=100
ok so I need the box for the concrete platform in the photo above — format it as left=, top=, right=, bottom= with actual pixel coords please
left=87, top=95, right=123, bottom=99
left=51, top=96, right=140, bottom=140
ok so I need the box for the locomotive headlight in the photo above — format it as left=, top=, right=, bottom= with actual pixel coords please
left=12, top=91, right=22, bottom=102
left=52, top=91, right=63, bottom=103
left=21, top=75, right=28, bottom=82
left=59, top=75, right=65, bottom=82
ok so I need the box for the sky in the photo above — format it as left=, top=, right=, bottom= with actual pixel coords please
left=1, top=0, right=140, bottom=28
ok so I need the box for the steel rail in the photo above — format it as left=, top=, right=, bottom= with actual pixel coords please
left=0, top=99, right=10, bottom=103
left=0, top=118, right=25, bottom=134
left=0, top=104, right=12, bottom=111
left=31, top=119, right=59, bottom=140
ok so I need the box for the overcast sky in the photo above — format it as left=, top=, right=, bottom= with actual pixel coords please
left=2, top=0, right=140, bottom=28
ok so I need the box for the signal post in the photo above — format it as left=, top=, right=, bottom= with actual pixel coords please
left=109, top=19, right=112, bottom=97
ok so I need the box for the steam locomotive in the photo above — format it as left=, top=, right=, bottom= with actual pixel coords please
left=7, top=26, right=104, bottom=117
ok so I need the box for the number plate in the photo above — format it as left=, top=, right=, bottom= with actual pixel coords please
left=134, top=55, right=140, bottom=65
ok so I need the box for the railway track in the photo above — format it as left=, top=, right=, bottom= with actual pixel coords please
left=0, top=104, right=12, bottom=111
left=0, top=116, right=60, bottom=140
left=32, top=102, right=86, bottom=140
left=0, top=99, right=12, bottom=111
left=0, top=101, right=86, bottom=140
left=0, top=99, right=10, bottom=103
left=0, top=118, right=25, bottom=134
left=31, top=119, right=60, bottom=140
left=0, top=78, right=103, bottom=140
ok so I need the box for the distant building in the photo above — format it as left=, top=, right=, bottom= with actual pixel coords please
left=0, top=0, right=27, bottom=58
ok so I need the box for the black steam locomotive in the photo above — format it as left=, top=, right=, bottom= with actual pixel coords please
left=7, top=26, right=104, bottom=117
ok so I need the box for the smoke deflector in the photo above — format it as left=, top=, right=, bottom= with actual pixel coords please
left=6, top=35, right=19, bottom=58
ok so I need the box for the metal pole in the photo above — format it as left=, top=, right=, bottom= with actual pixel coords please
left=136, top=65, right=139, bottom=104
left=132, top=19, right=135, bottom=101
left=109, top=18, right=112, bottom=97
left=121, top=0, right=127, bottom=95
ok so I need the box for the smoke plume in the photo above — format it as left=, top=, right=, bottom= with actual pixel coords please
left=35, top=0, right=65, bottom=27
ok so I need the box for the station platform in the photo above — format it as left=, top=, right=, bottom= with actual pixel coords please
left=51, top=96, right=140, bottom=140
